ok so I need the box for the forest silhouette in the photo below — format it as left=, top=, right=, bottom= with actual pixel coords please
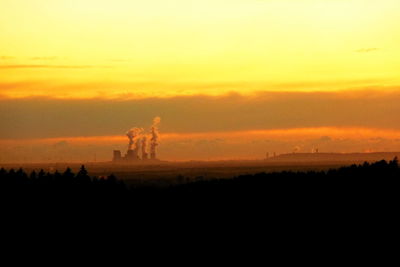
left=1, top=159, right=400, bottom=212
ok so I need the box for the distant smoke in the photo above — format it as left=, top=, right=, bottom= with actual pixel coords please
left=124, top=117, right=161, bottom=160
left=150, top=117, right=161, bottom=159
left=151, top=117, right=161, bottom=143
left=355, top=48, right=379, bottom=53
left=293, top=146, right=301, bottom=153
left=134, top=136, right=142, bottom=153
left=141, top=136, right=148, bottom=159
left=126, top=127, right=143, bottom=150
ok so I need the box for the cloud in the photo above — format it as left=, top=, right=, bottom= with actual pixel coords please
left=0, top=81, right=38, bottom=90
left=1, top=89, right=400, bottom=139
left=53, top=140, right=69, bottom=149
left=0, top=56, right=16, bottom=60
left=30, top=57, right=58, bottom=61
left=0, top=65, right=106, bottom=69
left=0, top=78, right=386, bottom=100
left=108, top=59, right=130, bottom=62
left=355, top=48, right=379, bottom=53
left=319, top=136, right=332, bottom=142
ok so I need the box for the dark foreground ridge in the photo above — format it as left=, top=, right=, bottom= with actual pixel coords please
left=1, top=159, right=400, bottom=210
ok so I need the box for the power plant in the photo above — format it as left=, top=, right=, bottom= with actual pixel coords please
left=113, top=117, right=161, bottom=163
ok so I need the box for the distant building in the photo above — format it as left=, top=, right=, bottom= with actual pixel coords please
left=114, top=119, right=160, bottom=163
left=113, top=150, right=122, bottom=162
left=113, top=148, right=158, bottom=163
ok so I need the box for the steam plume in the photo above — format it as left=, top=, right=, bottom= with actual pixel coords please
left=150, top=117, right=161, bottom=159
left=141, top=136, right=148, bottom=160
left=126, top=127, right=143, bottom=150
left=122, top=117, right=161, bottom=161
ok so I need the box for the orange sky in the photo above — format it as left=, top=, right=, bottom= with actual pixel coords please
left=2, top=127, right=399, bottom=144
left=1, top=0, right=400, bottom=161
left=2, top=126, right=400, bottom=162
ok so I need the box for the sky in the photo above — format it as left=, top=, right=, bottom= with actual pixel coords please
left=1, top=0, right=400, bottom=162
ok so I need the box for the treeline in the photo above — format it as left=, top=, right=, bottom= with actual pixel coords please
left=0, top=166, right=128, bottom=199
left=1, top=159, right=400, bottom=206
left=3, top=161, right=398, bottom=242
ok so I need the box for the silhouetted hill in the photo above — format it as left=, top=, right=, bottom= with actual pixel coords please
left=269, top=152, right=400, bottom=163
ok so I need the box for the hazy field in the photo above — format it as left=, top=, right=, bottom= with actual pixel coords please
left=2, top=152, right=399, bottom=186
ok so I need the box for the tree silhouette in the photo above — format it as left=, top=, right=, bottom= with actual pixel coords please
left=0, top=158, right=399, bottom=212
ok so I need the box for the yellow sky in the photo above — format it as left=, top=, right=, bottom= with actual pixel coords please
left=1, top=0, right=399, bottom=99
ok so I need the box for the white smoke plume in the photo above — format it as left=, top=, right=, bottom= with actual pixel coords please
left=125, top=117, right=161, bottom=160
left=141, top=136, right=148, bottom=159
left=150, top=117, right=161, bottom=159
left=151, top=117, right=161, bottom=144
left=126, top=127, right=144, bottom=150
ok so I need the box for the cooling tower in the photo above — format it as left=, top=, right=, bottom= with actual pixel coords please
left=113, top=150, right=122, bottom=162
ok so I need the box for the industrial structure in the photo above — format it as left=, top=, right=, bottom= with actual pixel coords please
left=113, top=117, right=161, bottom=163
